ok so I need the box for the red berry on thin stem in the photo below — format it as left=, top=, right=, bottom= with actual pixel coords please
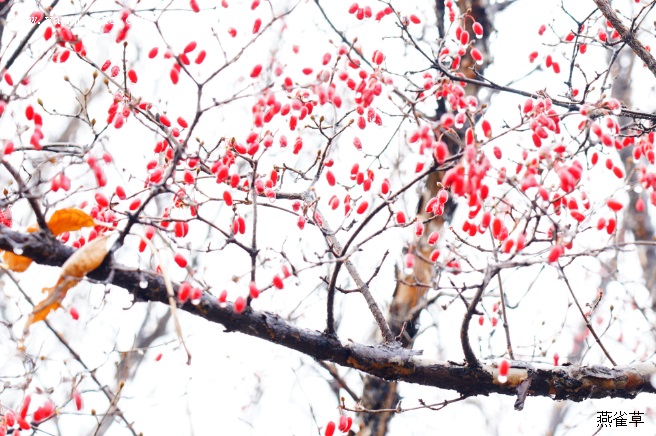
left=234, top=296, right=246, bottom=313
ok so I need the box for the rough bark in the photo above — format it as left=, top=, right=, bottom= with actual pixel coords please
left=2, top=228, right=654, bottom=406
left=593, top=0, right=656, bottom=78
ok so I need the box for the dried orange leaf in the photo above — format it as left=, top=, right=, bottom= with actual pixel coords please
left=27, top=299, right=62, bottom=325
left=1, top=209, right=93, bottom=274
left=47, top=208, right=95, bottom=236
left=61, top=235, right=109, bottom=279
left=3, top=251, right=34, bottom=272
left=25, top=279, right=78, bottom=328
left=26, top=236, right=109, bottom=329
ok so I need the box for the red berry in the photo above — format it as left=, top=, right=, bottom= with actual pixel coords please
left=174, top=253, right=188, bottom=268
left=18, top=416, right=31, bottom=430
left=69, top=307, right=79, bottom=320
left=381, top=178, right=390, bottom=195
left=470, top=48, right=483, bottom=64
left=250, top=64, right=263, bottom=78
left=183, top=41, right=197, bottom=53
left=338, top=416, right=348, bottom=432
left=95, top=192, right=109, bottom=208
left=325, top=170, right=336, bottom=186
left=253, top=18, right=262, bottom=33
left=473, top=22, right=484, bottom=37
left=170, top=68, right=179, bottom=84
left=159, top=114, right=171, bottom=127
left=129, top=198, right=141, bottom=211
left=396, top=211, right=406, bottom=225
left=529, top=51, right=538, bottom=63
left=607, top=199, right=623, bottom=211
left=195, top=50, right=207, bottom=64
left=548, top=245, right=563, bottom=263
left=498, top=359, right=509, bottom=377
left=234, top=296, right=246, bottom=313
left=372, top=50, right=385, bottom=65
left=248, top=281, right=260, bottom=299
left=325, top=421, right=336, bottom=436
left=174, top=221, right=189, bottom=238
left=127, top=69, right=138, bottom=83
left=223, top=190, right=233, bottom=206
left=607, top=217, right=616, bottom=234
left=272, top=275, right=284, bottom=289
left=178, top=282, right=192, bottom=302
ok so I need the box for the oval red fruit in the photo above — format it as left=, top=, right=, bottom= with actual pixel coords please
left=249, top=281, right=260, bottom=299
left=234, top=296, right=246, bottom=313
left=95, top=192, right=109, bottom=208
left=325, top=421, right=336, bottom=436
left=325, top=170, right=336, bottom=186
left=607, top=199, right=622, bottom=211
left=73, top=389, right=83, bottom=411
left=174, top=253, right=188, bottom=268
left=184, top=41, right=197, bottom=53
left=223, top=190, right=233, bottom=206
left=127, top=69, right=138, bottom=83
left=129, top=198, right=141, bottom=211
left=272, top=275, right=284, bottom=289
left=178, top=282, right=192, bottom=302
left=195, top=50, right=207, bottom=64
left=250, top=64, right=263, bottom=78
left=498, top=359, right=509, bottom=377
left=253, top=18, right=262, bottom=33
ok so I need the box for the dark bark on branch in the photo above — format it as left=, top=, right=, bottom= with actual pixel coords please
left=1, top=227, right=656, bottom=402
left=593, top=0, right=656, bottom=79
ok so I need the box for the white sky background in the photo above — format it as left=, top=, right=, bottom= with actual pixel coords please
left=0, top=0, right=655, bottom=435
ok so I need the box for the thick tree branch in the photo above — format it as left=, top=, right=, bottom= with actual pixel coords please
left=593, top=0, right=656, bottom=79
left=2, top=227, right=656, bottom=402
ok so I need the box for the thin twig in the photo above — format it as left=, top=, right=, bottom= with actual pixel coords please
left=558, top=265, right=616, bottom=366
